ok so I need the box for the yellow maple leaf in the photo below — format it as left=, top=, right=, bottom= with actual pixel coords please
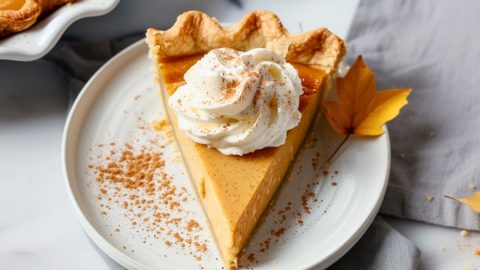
left=325, top=55, right=412, bottom=136
left=445, top=192, right=480, bottom=212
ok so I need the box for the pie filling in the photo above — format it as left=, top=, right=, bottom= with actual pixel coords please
left=0, top=0, right=25, bottom=11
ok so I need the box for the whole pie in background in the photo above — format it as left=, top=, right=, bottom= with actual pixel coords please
left=0, top=0, right=74, bottom=37
left=146, top=10, right=345, bottom=269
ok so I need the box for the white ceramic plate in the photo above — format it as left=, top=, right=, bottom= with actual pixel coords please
left=63, top=39, right=390, bottom=270
left=0, top=0, right=119, bottom=61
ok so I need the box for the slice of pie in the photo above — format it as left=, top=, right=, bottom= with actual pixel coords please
left=0, top=0, right=74, bottom=37
left=146, top=10, right=345, bottom=269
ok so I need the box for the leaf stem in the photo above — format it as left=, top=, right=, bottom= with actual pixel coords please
left=325, top=134, right=351, bottom=165
left=444, top=195, right=459, bottom=202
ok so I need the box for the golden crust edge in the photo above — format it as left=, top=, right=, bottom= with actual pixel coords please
left=145, top=10, right=346, bottom=76
left=0, top=0, right=75, bottom=37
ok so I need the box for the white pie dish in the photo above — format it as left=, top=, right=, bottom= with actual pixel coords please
left=0, top=0, right=119, bottom=61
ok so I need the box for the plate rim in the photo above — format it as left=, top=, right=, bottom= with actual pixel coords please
left=0, top=0, right=120, bottom=61
left=62, top=38, right=391, bottom=270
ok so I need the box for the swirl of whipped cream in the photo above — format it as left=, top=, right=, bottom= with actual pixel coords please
left=168, top=48, right=303, bottom=155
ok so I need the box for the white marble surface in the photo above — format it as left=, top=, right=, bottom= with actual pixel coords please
left=0, top=62, right=105, bottom=269
left=1, top=0, right=480, bottom=269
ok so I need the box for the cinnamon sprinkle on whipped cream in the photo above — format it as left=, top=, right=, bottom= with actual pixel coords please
left=169, top=48, right=303, bottom=155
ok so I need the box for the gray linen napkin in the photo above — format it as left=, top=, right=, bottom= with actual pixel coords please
left=331, top=217, right=419, bottom=270
left=346, top=0, right=480, bottom=231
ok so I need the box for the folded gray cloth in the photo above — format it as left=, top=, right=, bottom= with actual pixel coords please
left=347, top=0, right=480, bottom=231
left=331, top=217, right=419, bottom=270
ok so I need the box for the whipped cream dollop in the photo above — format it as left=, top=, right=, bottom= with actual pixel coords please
left=169, top=48, right=303, bottom=155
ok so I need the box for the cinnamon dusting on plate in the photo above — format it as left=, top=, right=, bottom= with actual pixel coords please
left=90, top=139, right=209, bottom=263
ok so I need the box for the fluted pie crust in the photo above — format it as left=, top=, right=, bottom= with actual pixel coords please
left=0, top=0, right=74, bottom=37
left=146, top=10, right=345, bottom=269
left=147, top=10, right=344, bottom=75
